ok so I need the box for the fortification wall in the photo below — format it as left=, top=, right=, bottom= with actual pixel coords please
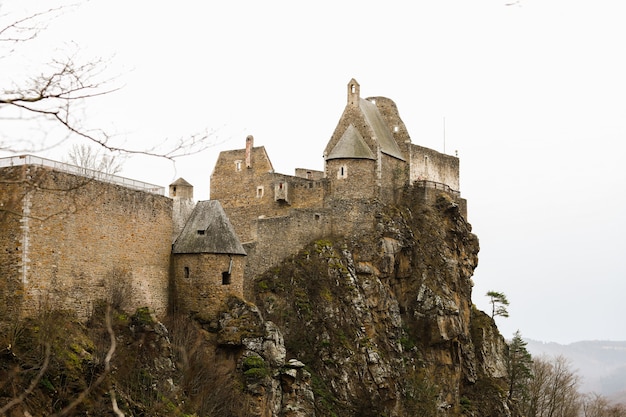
left=409, top=144, right=460, bottom=191
left=241, top=208, right=332, bottom=298
left=0, top=165, right=173, bottom=320
left=241, top=199, right=384, bottom=297
left=0, top=166, right=28, bottom=319
left=211, top=146, right=326, bottom=242
left=171, top=253, right=245, bottom=318
left=325, top=158, right=377, bottom=200
left=379, top=154, right=409, bottom=203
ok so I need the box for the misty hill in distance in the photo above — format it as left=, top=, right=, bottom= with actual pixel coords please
left=526, top=339, right=626, bottom=402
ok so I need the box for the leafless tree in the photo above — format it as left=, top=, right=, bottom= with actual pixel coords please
left=66, top=143, right=124, bottom=176
left=520, top=355, right=581, bottom=417
left=0, top=2, right=216, bottom=161
left=582, top=393, right=626, bottom=417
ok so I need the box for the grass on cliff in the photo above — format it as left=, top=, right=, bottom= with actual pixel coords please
left=0, top=304, right=250, bottom=417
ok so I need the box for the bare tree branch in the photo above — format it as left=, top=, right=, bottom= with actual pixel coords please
left=0, top=343, right=51, bottom=415
left=51, top=303, right=117, bottom=417
left=0, top=4, right=218, bottom=162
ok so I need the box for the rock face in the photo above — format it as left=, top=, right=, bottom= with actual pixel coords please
left=213, top=296, right=316, bottom=417
left=249, top=191, right=511, bottom=416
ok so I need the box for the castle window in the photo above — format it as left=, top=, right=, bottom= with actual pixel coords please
left=306, top=171, right=312, bottom=179
left=315, top=213, right=320, bottom=220
left=235, top=160, right=242, bottom=171
left=256, top=186, right=264, bottom=198
left=338, top=165, right=347, bottom=179
left=393, top=126, right=399, bottom=133
left=351, top=84, right=356, bottom=93
left=172, top=186, right=177, bottom=196
left=184, top=267, right=190, bottom=279
left=279, top=182, right=283, bottom=190
left=197, top=230, right=205, bottom=235
left=222, top=271, right=231, bottom=285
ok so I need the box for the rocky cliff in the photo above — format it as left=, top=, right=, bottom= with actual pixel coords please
left=241, top=190, right=512, bottom=416
left=0, top=190, right=511, bottom=416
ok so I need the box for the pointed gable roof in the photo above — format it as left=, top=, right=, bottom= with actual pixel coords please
left=327, top=124, right=376, bottom=160
left=359, top=98, right=405, bottom=161
left=170, top=177, right=192, bottom=187
left=325, top=79, right=406, bottom=163
left=172, top=200, right=246, bottom=255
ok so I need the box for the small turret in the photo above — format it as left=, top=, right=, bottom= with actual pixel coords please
left=348, top=78, right=360, bottom=108
left=169, top=178, right=193, bottom=199
left=169, top=178, right=195, bottom=242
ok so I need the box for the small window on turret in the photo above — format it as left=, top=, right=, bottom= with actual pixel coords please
left=184, top=267, right=190, bottom=279
left=256, top=186, right=264, bottom=198
left=351, top=84, right=356, bottom=93
left=222, top=271, right=231, bottom=285
left=338, top=165, right=348, bottom=179
left=172, top=186, right=177, bottom=196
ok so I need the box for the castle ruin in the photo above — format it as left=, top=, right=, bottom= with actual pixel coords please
left=0, top=79, right=465, bottom=321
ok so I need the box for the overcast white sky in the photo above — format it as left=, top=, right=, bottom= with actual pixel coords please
left=3, top=0, right=626, bottom=344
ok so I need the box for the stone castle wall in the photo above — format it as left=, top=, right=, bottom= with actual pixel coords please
left=211, top=146, right=325, bottom=243
left=325, top=158, right=378, bottom=200
left=171, top=253, right=245, bottom=318
left=0, top=165, right=173, bottom=320
left=409, top=144, right=460, bottom=191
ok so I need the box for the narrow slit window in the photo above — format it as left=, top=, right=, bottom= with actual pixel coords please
left=197, top=230, right=205, bottom=235
left=222, top=271, right=231, bottom=285
left=184, top=267, right=190, bottom=279
left=256, top=186, right=264, bottom=198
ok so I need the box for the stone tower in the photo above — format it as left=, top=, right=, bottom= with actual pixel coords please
left=324, top=78, right=407, bottom=202
left=170, top=178, right=196, bottom=242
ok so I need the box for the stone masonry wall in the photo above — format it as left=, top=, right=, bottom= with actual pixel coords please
left=409, top=144, right=460, bottom=191
left=171, top=253, right=245, bottom=318
left=211, top=146, right=325, bottom=242
left=325, top=158, right=377, bottom=200
left=379, top=153, right=409, bottom=204
left=0, top=165, right=173, bottom=320
left=0, top=166, right=28, bottom=320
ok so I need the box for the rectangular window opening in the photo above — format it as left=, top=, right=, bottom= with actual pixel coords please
left=184, top=267, right=190, bottom=279
left=197, top=230, right=205, bottom=235
left=222, top=271, right=231, bottom=285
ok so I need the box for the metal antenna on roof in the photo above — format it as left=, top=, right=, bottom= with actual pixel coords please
left=443, top=116, right=446, bottom=154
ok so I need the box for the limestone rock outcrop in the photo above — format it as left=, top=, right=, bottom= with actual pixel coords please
left=251, top=191, right=510, bottom=416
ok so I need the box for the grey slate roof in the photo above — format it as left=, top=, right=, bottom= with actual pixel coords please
left=172, top=200, right=246, bottom=255
left=326, top=124, right=376, bottom=160
left=170, top=177, right=192, bottom=187
left=359, top=98, right=405, bottom=161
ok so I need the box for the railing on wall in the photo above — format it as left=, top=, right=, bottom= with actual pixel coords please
left=413, top=179, right=460, bottom=197
left=0, top=154, right=165, bottom=195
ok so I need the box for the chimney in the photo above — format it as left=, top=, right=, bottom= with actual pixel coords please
left=245, top=135, right=254, bottom=168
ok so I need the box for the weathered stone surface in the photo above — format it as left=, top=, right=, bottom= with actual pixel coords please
left=253, top=193, right=510, bottom=416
